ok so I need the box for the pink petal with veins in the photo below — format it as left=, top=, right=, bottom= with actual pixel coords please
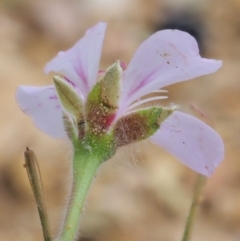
left=16, top=85, right=67, bottom=138
left=150, top=111, right=224, bottom=176
left=44, top=22, right=106, bottom=99
left=120, top=30, right=222, bottom=114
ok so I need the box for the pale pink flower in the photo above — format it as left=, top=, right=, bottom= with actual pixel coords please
left=17, top=22, right=224, bottom=176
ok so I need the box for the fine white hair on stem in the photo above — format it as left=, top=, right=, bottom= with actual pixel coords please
left=48, top=138, right=74, bottom=240
left=55, top=154, right=103, bottom=241
left=55, top=165, right=73, bottom=240
left=52, top=140, right=154, bottom=240
left=112, top=142, right=148, bottom=178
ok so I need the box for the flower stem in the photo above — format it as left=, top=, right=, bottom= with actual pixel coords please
left=60, top=150, right=102, bottom=241
left=181, top=174, right=206, bottom=241
left=24, top=147, right=52, bottom=241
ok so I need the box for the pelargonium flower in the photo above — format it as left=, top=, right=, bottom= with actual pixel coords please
left=17, top=22, right=223, bottom=176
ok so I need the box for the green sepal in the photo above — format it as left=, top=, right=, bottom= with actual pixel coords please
left=62, top=112, right=78, bottom=141
left=99, top=61, right=122, bottom=108
left=53, top=76, right=84, bottom=123
left=113, top=106, right=176, bottom=147
left=86, top=61, right=122, bottom=134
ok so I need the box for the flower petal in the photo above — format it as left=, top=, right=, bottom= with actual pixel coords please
left=150, top=111, right=224, bottom=176
left=44, top=22, right=106, bottom=99
left=120, top=30, right=222, bottom=113
left=16, top=85, right=67, bottom=138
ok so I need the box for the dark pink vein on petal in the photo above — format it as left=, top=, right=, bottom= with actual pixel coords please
left=73, top=55, right=88, bottom=90
left=49, top=95, right=58, bottom=100
left=65, top=77, right=77, bottom=87
left=127, top=69, right=157, bottom=99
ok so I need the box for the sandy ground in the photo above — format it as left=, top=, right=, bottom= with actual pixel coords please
left=0, top=0, right=240, bottom=240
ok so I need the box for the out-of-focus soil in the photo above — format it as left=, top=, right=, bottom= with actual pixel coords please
left=0, top=0, right=240, bottom=240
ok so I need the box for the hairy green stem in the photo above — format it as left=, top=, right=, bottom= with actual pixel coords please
left=181, top=174, right=206, bottom=241
left=60, top=151, right=101, bottom=241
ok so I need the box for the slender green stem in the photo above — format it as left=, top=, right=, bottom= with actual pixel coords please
left=60, top=151, right=101, bottom=241
left=181, top=174, right=206, bottom=241
left=24, top=147, right=52, bottom=241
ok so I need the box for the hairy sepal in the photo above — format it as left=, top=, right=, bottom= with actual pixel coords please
left=113, top=106, right=176, bottom=147
left=53, top=76, right=84, bottom=123
left=86, top=61, right=122, bottom=135
left=62, top=112, right=78, bottom=141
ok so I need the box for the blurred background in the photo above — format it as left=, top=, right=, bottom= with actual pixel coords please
left=0, top=0, right=240, bottom=240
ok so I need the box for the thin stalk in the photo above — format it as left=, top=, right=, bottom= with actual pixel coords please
left=60, top=151, right=101, bottom=241
left=24, top=147, right=52, bottom=241
left=181, top=174, right=206, bottom=241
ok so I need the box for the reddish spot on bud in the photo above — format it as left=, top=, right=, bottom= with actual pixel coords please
left=87, top=104, right=117, bottom=135
left=105, top=113, right=116, bottom=127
